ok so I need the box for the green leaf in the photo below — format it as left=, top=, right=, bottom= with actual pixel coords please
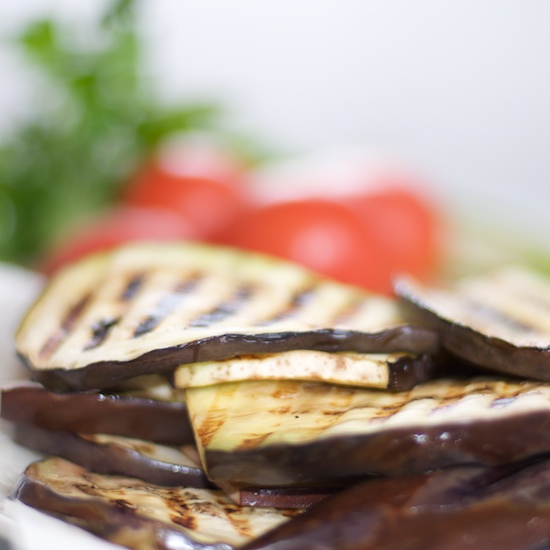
left=18, top=19, right=58, bottom=57
left=137, top=104, right=221, bottom=147
left=102, top=0, right=137, bottom=30
left=0, top=1, right=203, bottom=265
left=0, top=0, right=272, bottom=267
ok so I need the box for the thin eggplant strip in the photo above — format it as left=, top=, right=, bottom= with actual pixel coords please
left=13, top=425, right=211, bottom=488
left=16, top=243, right=438, bottom=391
left=187, top=377, right=550, bottom=488
left=223, top=484, right=337, bottom=510
left=395, top=267, right=550, bottom=381
left=12, top=457, right=299, bottom=550
left=174, top=350, right=435, bottom=391
left=1, top=382, right=192, bottom=445
left=133, top=276, right=203, bottom=337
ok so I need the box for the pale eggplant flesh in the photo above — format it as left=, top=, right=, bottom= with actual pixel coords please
left=395, top=267, right=550, bottom=382
left=187, top=376, right=550, bottom=488
left=243, top=458, right=550, bottom=550
left=1, top=381, right=192, bottom=445
left=12, top=457, right=300, bottom=550
left=13, top=424, right=211, bottom=488
left=174, top=350, right=436, bottom=391
left=16, top=242, right=438, bottom=391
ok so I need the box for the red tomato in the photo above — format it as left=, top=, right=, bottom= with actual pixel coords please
left=39, top=206, right=198, bottom=275
left=220, top=199, right=391, bottom=293
left=223, top=152, right=442, bottom=294
left=122, top=142, right=250, bottom=239
left=343, top=186, right=440, bottom=284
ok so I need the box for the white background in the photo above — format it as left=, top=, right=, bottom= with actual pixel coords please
left=1, top=1, right=550, bottom=247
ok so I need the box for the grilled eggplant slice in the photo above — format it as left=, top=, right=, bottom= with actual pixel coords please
left=16, top=242, right=438, bottom=391
left=396, top=267, right=550, bottom=381
left=187, top=376, right=550, bottom=488
left=12, top=457, right=298, bottom=550
left=1, top=381, right=192, bottom=445
left=174, top=350, right=435, bottom=391
left=11, top=425, right=335, bottom=510
left=243, top=459, right=550, bottom=550
left=13, top=425, right=210, bottom=488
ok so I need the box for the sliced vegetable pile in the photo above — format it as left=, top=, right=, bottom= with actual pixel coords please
left=6, top=241, right=550, bottom=549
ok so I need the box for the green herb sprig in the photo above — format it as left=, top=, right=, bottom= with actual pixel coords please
left=0, top=0, right=218, bottom=266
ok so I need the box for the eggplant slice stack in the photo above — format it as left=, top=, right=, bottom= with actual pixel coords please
left=8, top=244, right=550, bottom=550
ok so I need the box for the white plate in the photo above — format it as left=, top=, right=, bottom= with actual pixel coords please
left=0, top=264, right=119, bottom=550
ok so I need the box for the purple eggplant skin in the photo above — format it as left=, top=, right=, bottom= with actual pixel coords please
left=229, top=486, right=338, bottom=509
left=243, top=460, right=550, bottom=550
left=1, top=384, right=193, bottom=445
left=237, top=488, right=335, bottom=510
left=13, top=424, right=212, bottom=489
left=24, top=326, right=439, bottom=392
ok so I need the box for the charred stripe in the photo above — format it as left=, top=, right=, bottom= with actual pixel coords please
left=134, top=275, right=202, bottom=337
left=257, top=287, right=317, bottom=326
left=188, top=285, right=255, bottom=328
left=120, top=273, right=146, bottom=301
left=84, top=317, right=120, bottom=351
left=38, top=294, right=92, bottom=360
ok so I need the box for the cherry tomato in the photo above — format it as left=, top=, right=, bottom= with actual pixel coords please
left=223, top=151, right=442, bottom=294
left=39, top=206, right=198, bottom=275
left=122, top=142, right=250, bottom=239
left=220, top=198, right=391, bottom=293
left=344, top=186, right=440, bottom=284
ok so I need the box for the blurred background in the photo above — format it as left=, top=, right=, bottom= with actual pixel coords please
left=1, top=0, right=549, bottom=292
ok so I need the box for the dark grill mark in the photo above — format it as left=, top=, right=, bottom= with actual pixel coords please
left=133, top=276, right=202, bottom=338
left=490, top=396, right=519, bottom=409
left=168, top=497, right=198, bottom=530
left=505, top=286, right=550, bottom=323
left=133, top=316, right=159, bottom=338
left=222, top=505, right=253, bottom=537
left=238, top=432, right=273, bottom=450
left=120, top=273, right=145, bottom=301
left=38, top=294, right=92, bottom=359
left=258, top=287, right=316, bottom=326
left=465, top=298, right=536, bottom=333
left=322, top=386, right=526, bottom=422
left=84, top=317, right=120, bottom=350
left=198, top=410, right=228, bottom=447
left=113, top=498, right=133, bottom=510
left=332, top=296, right=368, bottom=326
left=322, top=409, right=344, bottom=416
left=170, top=512, right=197, bottom=530
left=188, top=285, right=254, bottom=328
left=425, top=389, right=522, bottom=417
